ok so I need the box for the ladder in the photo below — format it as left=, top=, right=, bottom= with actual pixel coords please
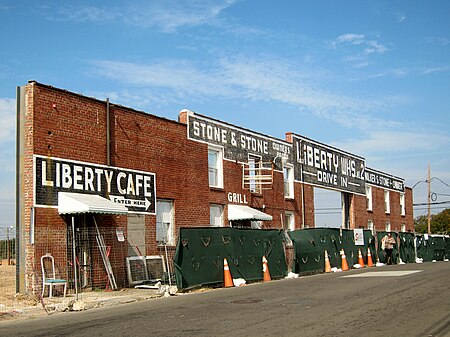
left=93, top=217, right=117, bottom=290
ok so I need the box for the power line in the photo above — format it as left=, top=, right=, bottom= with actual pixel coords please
left=413, top=200, right=450, bottom=206
left=433, top=177, right=450, bottom=189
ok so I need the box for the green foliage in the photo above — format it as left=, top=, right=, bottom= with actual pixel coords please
left=414, top=208, right=450, bottom=234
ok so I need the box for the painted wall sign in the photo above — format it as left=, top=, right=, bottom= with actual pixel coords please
left=227, top=192, right=249, bottom=204
left=187, top=113, right=291, bottom=169
left=34, top=155, right=156, bottom=214
left=365, top=167, right=405, bottom=192
left=292, top=135, right=366, bottom=195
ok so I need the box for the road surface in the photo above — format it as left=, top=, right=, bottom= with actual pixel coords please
left=1, top=262, right=449, bottom=336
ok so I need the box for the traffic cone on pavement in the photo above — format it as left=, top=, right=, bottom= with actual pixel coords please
left=357, top=249, right=365, bottom=268
left=340, top=249, right=349, bottom=271
left=367, top=248, right=374, bottom=267
left=262, top=256, right=271, bottom=281
left=223, top=258, right=234, bottom=288
left=324, top=250, right=331, bottom=273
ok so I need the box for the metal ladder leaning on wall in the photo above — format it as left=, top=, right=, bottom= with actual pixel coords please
left=93, top=217, right=118, bottom=290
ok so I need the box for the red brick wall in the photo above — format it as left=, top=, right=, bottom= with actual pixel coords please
left=352, top=187, right=414, bottom=232
left=21, top=82, right=412, bottom=293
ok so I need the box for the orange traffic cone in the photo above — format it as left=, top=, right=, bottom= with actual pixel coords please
left=324, top=250, right=331, bottom=273
left=358, top=249, right=365, bottom=268
left=367, top=248, right=374, bottom=267
left=340, top=249, right=349, bottom=271
left=223, top=258, right=234, bottom=288
left=262, top=256, right=271, bottom=281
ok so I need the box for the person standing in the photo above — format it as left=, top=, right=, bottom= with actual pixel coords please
left=382, top=233, right=396, bottom=265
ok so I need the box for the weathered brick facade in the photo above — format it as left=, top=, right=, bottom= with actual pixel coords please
left=17, top=81, right=413, bottom=294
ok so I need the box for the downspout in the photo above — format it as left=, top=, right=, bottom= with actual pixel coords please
left=106, top=98, right=110, bottom=167
left=72, top=216, right=78, bottom=301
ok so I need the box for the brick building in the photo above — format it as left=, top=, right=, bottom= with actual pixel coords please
left=16, top=81, right=413, bottom=294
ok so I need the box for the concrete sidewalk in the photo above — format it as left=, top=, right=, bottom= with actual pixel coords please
left=0, top=285, right=177, bottom=322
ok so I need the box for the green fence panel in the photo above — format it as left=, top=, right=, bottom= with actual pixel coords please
left=288, top=228, right=375, bottom=273
left=430, top=235, right=446, bottom=261
left=173, top=227, right=287, bottom=289
left=416, top=235, right=433, bottom=262
left=445, top=237, right=450, bottom=260
left=399, top=232, right=415, bottom=263
left=416, top=235, right=447, bottom=262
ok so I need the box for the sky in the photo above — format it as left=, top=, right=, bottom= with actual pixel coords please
left=0, top=0, right=449, bottom=233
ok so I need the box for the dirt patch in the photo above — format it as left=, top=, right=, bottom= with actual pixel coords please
left=0, top=260, right=39, bottom=311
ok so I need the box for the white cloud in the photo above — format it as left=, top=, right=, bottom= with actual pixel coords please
left=0, top=98, right=15, bottom=143
left=424, top=37, right=450, bottom=46
left=91, top=59, right=234, bottom=98
left=396, top=13, right=406, bottom=23
left=47, top=0, right=237, bottom=32
left=364, top=40, right=388, bottom=55
left=0, top=98, right=16, bottom=175
left=332, top=34, right=365, bottom=47
left=422, top=66, right=450, bottom=75
left=332, top=34, right=388, bottom=54
left=125, top=0, right=236, bottom=32
left=54, top=6, right=118, bottom=22
left=333, top=130, right=450, bottom=157
left=91, top=56, right=405, bottom=131
left=331, top=33, right=388, bottom=68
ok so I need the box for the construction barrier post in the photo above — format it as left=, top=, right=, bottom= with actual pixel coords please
left=358, top=248, right=365, bottom=268
left=367, top=247, right=374, bottom=267
left=262, top=256, right=271, bottom=281
left=340, top=249, right=349, bottom=271
left=324, top=250, right=331, bottom=273
left=223, top=258, right=234, bottom=288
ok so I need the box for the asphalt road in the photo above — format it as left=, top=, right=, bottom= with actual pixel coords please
left=1, top=262, right=449, bottom=337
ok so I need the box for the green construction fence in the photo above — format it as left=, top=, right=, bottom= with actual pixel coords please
left=399, top=232, right=415, bottom=263
left=416, top=235, right=449, bottom=262
left=173, top=227, right=287, bottom=290
left=288, top=228, right=376, bottom=273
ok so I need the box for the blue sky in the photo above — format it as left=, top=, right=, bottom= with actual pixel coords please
left=1, top=0, right=449, bottom=231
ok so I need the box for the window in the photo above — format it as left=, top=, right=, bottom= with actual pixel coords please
left=284, top=211, right=295, bottom=231
left=283, top=165, right=294, bottom=198
left=251, top=221, right=262, bottom=229
left=284, top=211, right=295, bottom=245
left=366, top=185, right=373, bottom=211
left=400, top=193, right=405, bottom=216
left=156, top=200, right=174, bottom=245
left=385, top=221, right=391, bottom=232
left=368, top=220, right=374, bottom=235
left=208, top=146, right=223, bottom=188
left=248, top=155, right=262, bottom=193
left=384, top=190, right=390, bottom=214
left=401, top=223, right=406, bottom=232
left=210, top=204, right=224, bottom=227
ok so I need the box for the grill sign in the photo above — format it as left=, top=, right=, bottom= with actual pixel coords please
left=365, top=167, right=405, bottom=192
left=293, top=135, right=366, bottom=195
left=34, top=155, right=156, bottom=214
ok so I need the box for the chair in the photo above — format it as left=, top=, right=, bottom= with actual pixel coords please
left=41, top=253, right=67, bottom=298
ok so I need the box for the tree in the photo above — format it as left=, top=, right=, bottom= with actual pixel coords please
left=414, top=208, right=450, bottom=234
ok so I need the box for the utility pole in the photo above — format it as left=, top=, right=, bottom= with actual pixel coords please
left=427, top=163, right=431, bottom=235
